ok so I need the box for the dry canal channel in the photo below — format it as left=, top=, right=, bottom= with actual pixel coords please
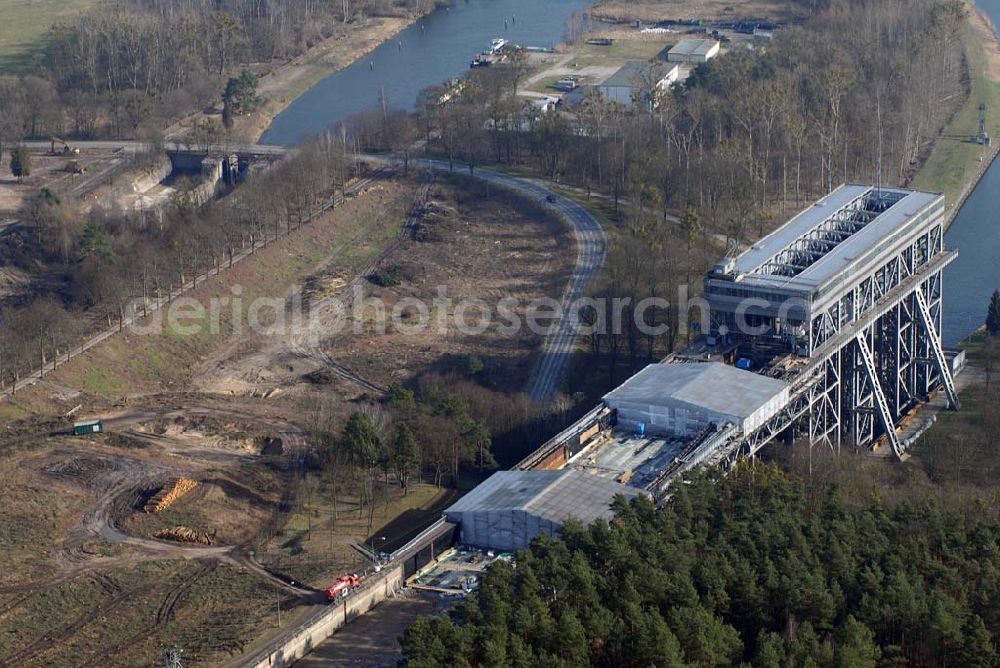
left=260, top=0, right=592, bottom=144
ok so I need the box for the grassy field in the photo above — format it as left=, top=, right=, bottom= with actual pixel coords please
left=571, top=40, right=671, bottom=67
left=912, top=4, right=1000, bottom=207
left=0, top=0, right=97, bottom=72
left=3, top=181, right=414, bottom=412
left=523, top=39, right=671, bottom=95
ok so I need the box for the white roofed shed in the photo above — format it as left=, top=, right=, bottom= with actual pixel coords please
left=444, top=470, right=646, bottom=551
left=603, top=362, right=790, bottom=438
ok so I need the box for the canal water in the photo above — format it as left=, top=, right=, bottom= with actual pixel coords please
left=943, top=0, right=1000, bottom=345
left=263, top=0, right=999, bottom=346
left=261, top=0, right=592, bottom=145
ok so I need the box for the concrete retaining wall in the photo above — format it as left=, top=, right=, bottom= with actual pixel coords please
left=96, top=154, right=173, bottom=209
left=187, top=158, right=223, bottom=206
left=248, top=564, right=405, bottom=668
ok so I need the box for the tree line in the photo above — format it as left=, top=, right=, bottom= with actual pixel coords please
left=305, top=379, right=496, bottom=533
left=403, top=466, right=1000, bottom=667
left=408, top=0, right=967, bottom=388
left=0, top=0, right=440, bottom=142
left=0, top=137, right=355, bottom=391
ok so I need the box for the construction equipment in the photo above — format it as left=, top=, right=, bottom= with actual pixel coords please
left=50, top=137, right=80, bottom=156
left=324, top=574, right=360, bottom=601
left=144, top=478, right=199, bottom=513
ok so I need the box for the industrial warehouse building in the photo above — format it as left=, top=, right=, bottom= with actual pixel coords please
left=444, top=470, right=646, bottom=551
left=594, top=61, right=680, bottom=107
left=666, top=38, right=721, bottom=63
left=603, top=362, right=790, bottom=438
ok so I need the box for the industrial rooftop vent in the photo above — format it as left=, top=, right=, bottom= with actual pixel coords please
left=755, top=187, right=907, bottom=279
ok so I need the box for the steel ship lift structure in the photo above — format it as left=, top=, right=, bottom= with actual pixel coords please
left=510, top=183, right=964, bottom=512
left=704, top=185, right=959, bottom=461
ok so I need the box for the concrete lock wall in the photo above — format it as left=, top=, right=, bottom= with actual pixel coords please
left=249, top=563, right=405, bottom=668
left=96, top=154, right=173, bottom=209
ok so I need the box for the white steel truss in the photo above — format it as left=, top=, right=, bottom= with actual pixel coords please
left=856, top=333, right=904, bottom=458
left=914, top=289, right=959, bottom=409
left=730, top=248, right=955, bottom=463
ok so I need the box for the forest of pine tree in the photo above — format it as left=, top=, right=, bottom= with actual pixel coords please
left=403, top=467, right=1000, bottom=667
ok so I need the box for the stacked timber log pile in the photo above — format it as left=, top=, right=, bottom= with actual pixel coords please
left=154, top=526, right=213, bottom=545
left=144, top=477, right=198, bottom=513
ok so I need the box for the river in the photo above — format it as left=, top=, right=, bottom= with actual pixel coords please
left=942, top=0, right=1000, bottom=345
left=263, top=0, right=998, bottom=346
left=260, top=0, right=592, bottom=145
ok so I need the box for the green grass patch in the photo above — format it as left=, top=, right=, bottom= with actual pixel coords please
left=0, top=0, right=98, bottom=72
left=912, top=16, right=1000, bottom=206
left=571, top=40, right=671, bottom=67
left=0, top=402, right=28, bottom=422
left=550, top=185, right=624, bottom=231
left=959, top=327, right=990, bottom=363
left=79, top=367, right=127, bottom=397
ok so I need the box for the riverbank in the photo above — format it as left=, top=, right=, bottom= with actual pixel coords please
left=166, top=15, right=425, bottom=144
left=243, top=16, right=421, bottom=142
left=912, top=0, right=1000, bottom=211
left=589, top=0, right=806, bottom=23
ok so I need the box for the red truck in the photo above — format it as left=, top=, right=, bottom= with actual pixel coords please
left=325, top=574, right=360, bottom=601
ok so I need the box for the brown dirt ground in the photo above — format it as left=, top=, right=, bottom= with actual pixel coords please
left=0, top=171, right=575, bottom=664
left=4, top=176, right=412, bottom=418
left=193, top=174, right=573, bottom=406
left=0, top=153, right=86, bottom=214
left=327, top=177, right=573, bottom=392
left=0, top=423, right=311, bottom=666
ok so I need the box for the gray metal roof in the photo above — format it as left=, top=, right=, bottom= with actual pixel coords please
left=599, top=61, right=676, bottom=89
left=723, top=184, right=943, bottom=293
left=668, top=38, right=719, bottom=58
left=446, top=470, right=644, bottom=525
left=603, top=362, right=789, bottom=420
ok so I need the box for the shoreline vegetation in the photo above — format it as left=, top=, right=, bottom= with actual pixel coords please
left=2, top=0, right=998, bottom=406
left=170, top=15, right=422, bottom=144
left=0, top=1, right=443, bottom=149
left=912, top=0, right=1000, bottom=215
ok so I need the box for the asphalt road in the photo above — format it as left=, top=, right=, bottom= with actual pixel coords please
left=399, top=159, right=607, bottom=403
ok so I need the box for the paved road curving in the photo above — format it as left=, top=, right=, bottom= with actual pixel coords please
left=5, top=141, right=607, bottom=404
left=399, top=159, right=607, bottom=403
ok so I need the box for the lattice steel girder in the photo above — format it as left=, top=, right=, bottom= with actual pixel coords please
left=735, top=372, right=821, bottom=461
left=811, top=251, right=955, bottom=361
left=856, top=333, right=905, bottom=459
left=760, top=190, right=905, bottom=278
left=914, top=288, right=960, bottom=409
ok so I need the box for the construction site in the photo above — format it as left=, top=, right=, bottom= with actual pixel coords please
left=0, top=159, right=585, bottom=666
left=441, top=183, right=963, bottom=551
left=232, top=181, right=971, bottom=667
